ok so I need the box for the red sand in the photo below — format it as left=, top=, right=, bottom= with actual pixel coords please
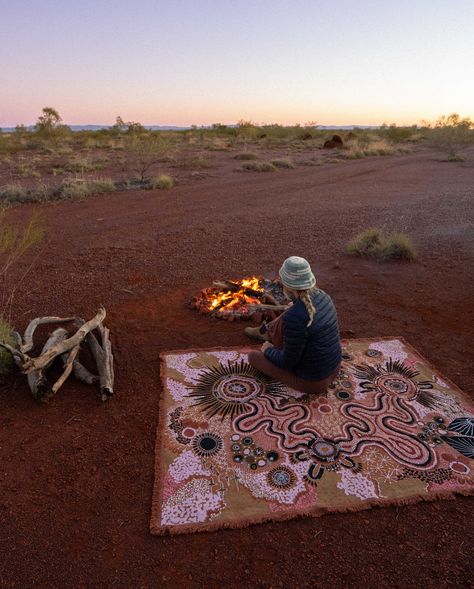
left=1, top=151, right=473, bottom=588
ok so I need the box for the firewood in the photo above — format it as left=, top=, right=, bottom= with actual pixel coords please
left=213, top=280, right=262, bottom=298
left=85, top=323, right=114, bottom=401
left=27, top=328, right=69, bottom=400
left=23, top=308, right=106, bottom=373
left=213, top=280, right=240, bottom=292
left=21, top=316, right=76, bottom=353
left=51, top=345, right=81, bottom=396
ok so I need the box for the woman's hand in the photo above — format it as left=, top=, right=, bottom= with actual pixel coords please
left=261, top=341, right=273, bottom=352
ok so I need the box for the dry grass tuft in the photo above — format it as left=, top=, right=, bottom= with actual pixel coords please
left=347, top=229, right=417, bottom=261
left=234, top=152, right=259, bottom=160
left=60, top=177, right=115, bottom=199
left=242, top=161, right=277, bottom=172
left=270, top=158, right=295, bottom=169
left=150, top=175, right=174, bottom=190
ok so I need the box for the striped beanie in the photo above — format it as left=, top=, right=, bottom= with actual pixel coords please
left=279, top=256, right=316, bottom=290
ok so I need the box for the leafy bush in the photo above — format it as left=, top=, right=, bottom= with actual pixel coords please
left=347, top=229, right=416, bottom=261
left=242, top=161, right=277, bottom=172
left=270, top=158, right=295, bottom=169
left=150, top=175, right=174, bottom=189
left=234, top=152, right=259, bottom=160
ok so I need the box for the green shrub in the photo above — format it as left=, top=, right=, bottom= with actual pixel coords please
left=234, top=152, right=259, bottom=160
left=347, top=229, right=416, bottom=261
left=0, top=316, right=14, bottom=382
left=150, top=174, right=174, bottom=189
left=242, top=161, right=277, bottom=172
left=270, top=158, right=295, bottom=169
left=424, top=113, right=474, bottom=157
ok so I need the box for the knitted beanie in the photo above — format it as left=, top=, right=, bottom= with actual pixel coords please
left=279, top=256, right=316, bottom=290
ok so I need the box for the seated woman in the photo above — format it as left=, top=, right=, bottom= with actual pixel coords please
left=246, top=256, right=341, bottom=395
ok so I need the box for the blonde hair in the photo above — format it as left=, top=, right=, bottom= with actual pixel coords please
left=299, top=288, right=317, bottom=326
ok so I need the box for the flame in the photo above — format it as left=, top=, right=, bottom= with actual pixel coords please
left=207, top=276, right=263, bottom=314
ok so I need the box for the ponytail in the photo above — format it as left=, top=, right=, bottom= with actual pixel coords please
left=299, top=288, right=317, bottom=327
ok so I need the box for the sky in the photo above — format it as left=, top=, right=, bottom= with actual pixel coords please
left=1, top=0, right=473, bottom=127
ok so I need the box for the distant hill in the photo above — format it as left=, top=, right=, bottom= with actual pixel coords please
left=2, top=124, right=380, bottom=133
left=1, top=124, right=190, bottom=132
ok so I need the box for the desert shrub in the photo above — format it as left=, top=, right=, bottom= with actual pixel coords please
left=270, top=158, right=295, bottom=169
left=446, top=154, right=466, bottom=162
left=188, top=155, right=210, bottom=169
left=381, top=124, right=418, bottom=143
left=60, top=177, right=115, bottom=199
left=0, top=184, right=29, bottom=203
left=242, top=161, right=277, bottom=172
left=424, top=113, right=474, bottom=157
left=347, top=229, right=416, bottom=261
left=234, top=152, right=258, bottom=160
left=125, top=135, right=172, bottom=180
left=65, top=155, right=104, bottom=172
left=0, top=316, right=14, bottom=382
left=343, top=138, right=394, bottom=159
left=15, top=158, right=40, bottom=178
left=150, top=174, right=174, bottom=190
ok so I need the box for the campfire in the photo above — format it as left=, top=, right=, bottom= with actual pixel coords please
left=191, top=277, right=289, bottom=320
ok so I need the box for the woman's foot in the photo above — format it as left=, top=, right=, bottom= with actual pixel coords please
left=244, top=323, right=269, bottom=342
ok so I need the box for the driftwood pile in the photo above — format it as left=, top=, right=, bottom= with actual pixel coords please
left=0, top=307, right=114, bottom=402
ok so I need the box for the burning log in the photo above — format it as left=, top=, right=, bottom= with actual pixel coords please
left=192, top=276, right=290, bottom=320
left=213, top=280, right=262, bottom=298
left=0, top=308, right=113, bottom=402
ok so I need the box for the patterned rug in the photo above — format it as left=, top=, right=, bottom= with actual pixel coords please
left=150, top=338, right=474, bottom=535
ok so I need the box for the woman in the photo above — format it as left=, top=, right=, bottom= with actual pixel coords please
left=246, top=256, right=341, bottom=395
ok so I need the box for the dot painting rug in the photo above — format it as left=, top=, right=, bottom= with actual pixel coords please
left=150, top=338, right=474, bottom=535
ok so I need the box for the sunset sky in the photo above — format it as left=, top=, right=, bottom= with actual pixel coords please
left=2, top=0, right=473, bottom=127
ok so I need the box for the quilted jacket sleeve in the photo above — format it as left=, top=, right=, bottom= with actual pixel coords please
left=264, top=310, right=308, bottom=370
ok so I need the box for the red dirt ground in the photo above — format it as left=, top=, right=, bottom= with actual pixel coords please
left=1, top=151, right=473, bottom=588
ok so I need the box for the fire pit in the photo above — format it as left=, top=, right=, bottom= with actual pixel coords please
left=191, top=277, right=290, bottom=321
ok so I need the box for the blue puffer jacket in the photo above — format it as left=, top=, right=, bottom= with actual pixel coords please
left=264, top=289, right=341, bottom=381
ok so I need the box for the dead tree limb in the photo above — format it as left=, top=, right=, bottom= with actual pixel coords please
left=24, top=307, right=106, bottom=373
left=71, top=359, right=98, bottom=386
left=52, top=345, right=81, bottom=395
left=27, top=328, right=69, bottom=400
left=86, top=324, right=114, bottom=401
left=21, top=316, right=76, bottom=353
